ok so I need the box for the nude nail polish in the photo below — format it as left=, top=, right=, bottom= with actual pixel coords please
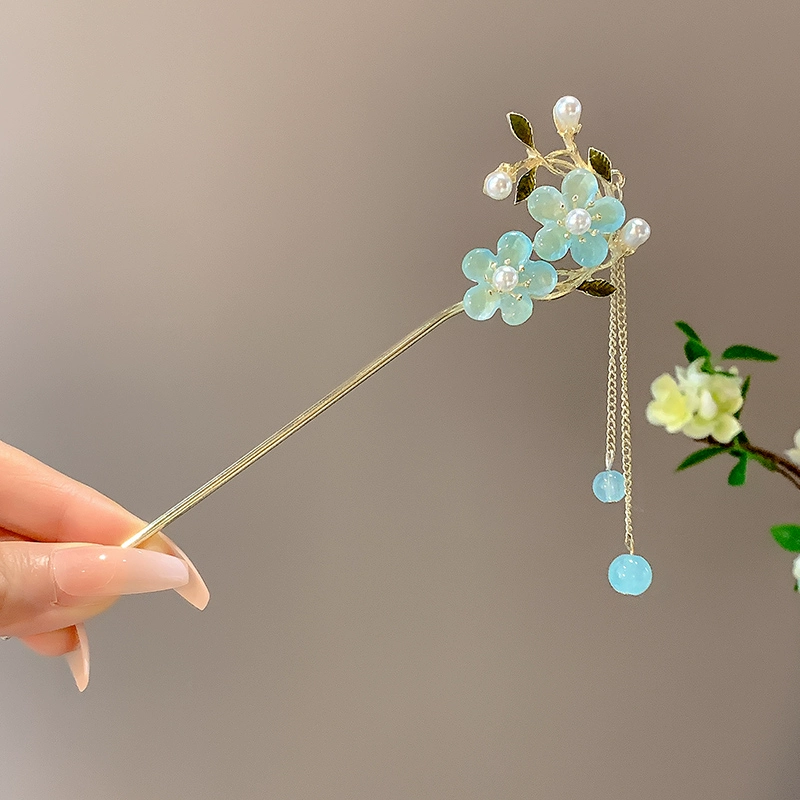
left=65, top=623, right=90, bottom=692
left=149, top=534, right=210, bottom=610
left=53, top=546, right=189, bottom=597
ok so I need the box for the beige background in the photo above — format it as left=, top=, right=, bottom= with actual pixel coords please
left=0, top=2, right=799, bottom=798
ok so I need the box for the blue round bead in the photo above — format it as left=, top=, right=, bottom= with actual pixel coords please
left=592, top=469, right=625, bottom=503
left=608, top=554, right=652, bottom=596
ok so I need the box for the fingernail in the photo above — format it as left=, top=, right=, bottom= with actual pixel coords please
left=149, top=534, right=210, bottom=610
left=53, top=546, right=189, bottom=597
left=65, top=623, right=90, bottom=692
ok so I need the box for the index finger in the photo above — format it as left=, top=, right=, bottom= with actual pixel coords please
left=0, top=441, right=143, bottom=545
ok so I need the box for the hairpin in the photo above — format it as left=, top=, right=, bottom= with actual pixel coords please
left=122, top=96, right=653, bottom=595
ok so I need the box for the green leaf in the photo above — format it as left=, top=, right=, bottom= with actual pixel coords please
left=740, top=374, right=751, bottom=402
left=684, top=338, right=711, bottom=364
left=728, top=454, right=748, bottom=486
left=576, top=279, right=616, bottom=297
left=676, top=446, right=727, bottom=471
left=734, top=375, right=750, bottom=420
left=720, top=344, right=778, bottom=362
left=771, top=524, right=800, bottom=552
left=514, top=169, right=536, bottom=204
left=675, top=321, right=702, bottom=342
left=507, top=112, right=533, bottom=148
left=588, top=147, right=612, bottom=181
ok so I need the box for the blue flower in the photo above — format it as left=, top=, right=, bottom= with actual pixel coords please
left=461, top=231, right=557, bottom=326
left=527, top=169, right=626, bottom=268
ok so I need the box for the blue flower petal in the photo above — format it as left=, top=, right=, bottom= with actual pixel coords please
left=496, top=231, right=532, bottom=268
left=462, top=248, right=495, bottom=283
left=533, top=222, right=570, bottom=262
left=520, top=260, right=558, bottom=298
left=463, top=284, right=500, bottom=320
left=527, top=186, right=566, bottom=225
left=569, top=232, right=609, bottom=267
left=587, top=196, right=626, bottom=234
left=561, top=169, right=598, bottom=209
left=499, top=292, right=533, bottom=326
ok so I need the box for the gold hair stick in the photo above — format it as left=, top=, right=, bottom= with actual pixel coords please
left=122, top=242, right=620, bottom=551
left=121, top=301, right=465, bottom=549
left=122, top=247, right=619, bottom=551
left=123, top=95, right=654, bottom=598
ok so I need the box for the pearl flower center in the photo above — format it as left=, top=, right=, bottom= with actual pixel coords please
left=491, top=265, right=519, bottom=292
left=564, top=207, right=592, bottom=236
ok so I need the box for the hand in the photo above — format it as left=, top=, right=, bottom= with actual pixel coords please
left=0, top=441, right=209, bottom=690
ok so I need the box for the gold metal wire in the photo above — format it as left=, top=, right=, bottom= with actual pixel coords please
left=611, top=259, right=635, bottom=555
left=122, top=302, right=465, bottom=549
left=605, top=283, right=618, bottom=472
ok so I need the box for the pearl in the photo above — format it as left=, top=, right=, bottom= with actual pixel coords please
left=592, top=470, right=625, bottom=503
left=564, top=207, right=592, bottom=236
left=483, top=170, right=514, bottom=200
left=553, top=96, right=582, bottom=132
left=491, top=265, right=519, bottom=292
left=620, top=218, right=651, bottom=250
left=608, top=554, right=652, bottom=596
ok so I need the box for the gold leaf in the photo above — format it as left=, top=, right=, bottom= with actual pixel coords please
left=588, top=147, right=613, bottom=182
left=577, top=279, right=616, bottom=297
left=514, top=169, right=536, bottom=204
left=507, top=112, right=534, bottom=148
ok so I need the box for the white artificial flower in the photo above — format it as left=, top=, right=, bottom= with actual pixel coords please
left=646, top=359, right=744, bottom=444
left=786, top=430, right=800, bottom=466
left=646, top=373, right=697, bottom=433
left=793, top=554, right=800, bottom=584
left=674, top=358, right=706, bottom=390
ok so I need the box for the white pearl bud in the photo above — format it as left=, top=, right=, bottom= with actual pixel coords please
left=620, top=218, right=651, bottom=250
left=553, top=96, right=582, bottom=132
left=483, top=170, right=514, bottom=200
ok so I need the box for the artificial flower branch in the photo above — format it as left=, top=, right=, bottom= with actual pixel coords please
left=646, top=322, right=800, bottom=585
left=688, top=437, right=800, bottom=491
left=721, top=439, right=800, bottom=487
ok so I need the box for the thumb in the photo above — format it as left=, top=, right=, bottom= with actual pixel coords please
left=0, top=542, right=189, bottom=638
